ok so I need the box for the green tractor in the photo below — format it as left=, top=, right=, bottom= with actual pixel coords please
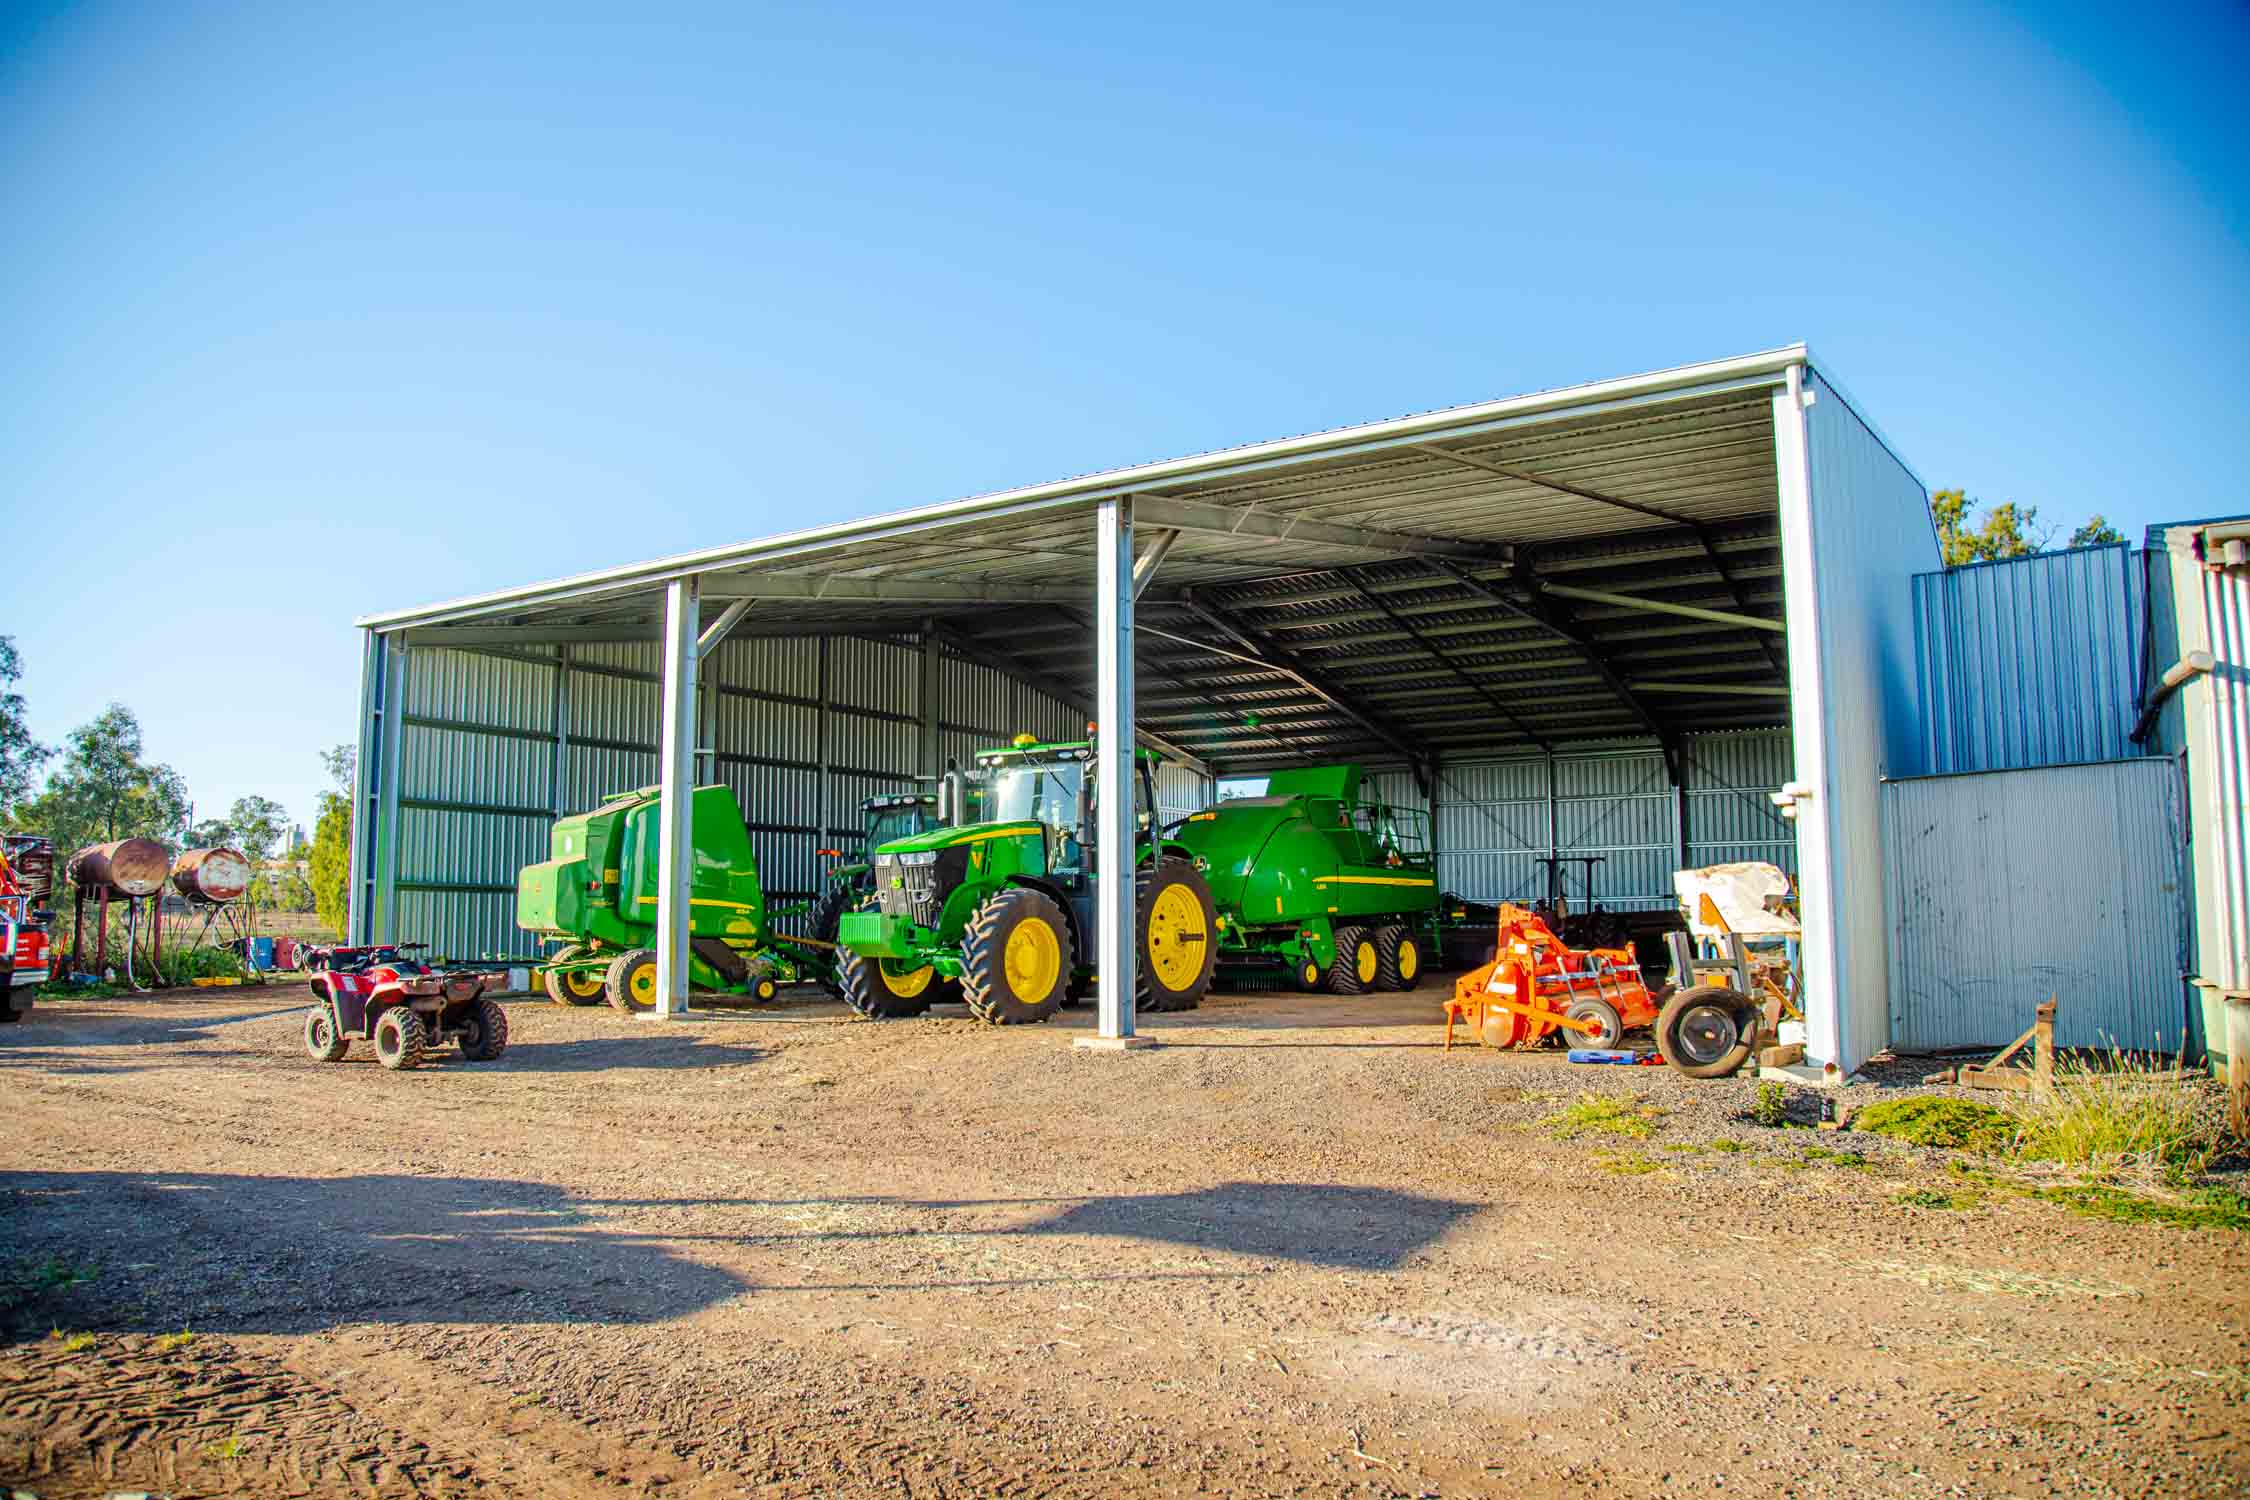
left=1168, top=763, right=1440, bottom=994
left=804, top=792, right=943, bottom=990
left=518, top=783, right=830, bottom=1011
left=834, top=737, right=1218, bottom=1025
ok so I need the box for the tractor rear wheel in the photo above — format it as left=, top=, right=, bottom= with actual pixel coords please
left=604, top=948, right=659, bottom=1014
left=962, top=886, right=1074, bottom=1025
left=304, top=1006, right=348, bottom=1062
left=373, top=1006, right=425, bottom=1071
left=543, top=946, right=606, bottom=1007
left=457, top=997, right=510, bottom=1061
left=1136, top=860, right=1216, bottom=1014
left=838, top=947, right=942, bottom=1019
left=1656, top=984, right=1760, bottom=1078
left=1562, top=996, right=1625, bottom=1050
left=1375, top=925, right=1422, bottom=991
left=1327, top=926, right=1376, bottom=996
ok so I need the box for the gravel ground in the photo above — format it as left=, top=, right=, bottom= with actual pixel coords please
left=1, top=982, right=2244, bottom=1499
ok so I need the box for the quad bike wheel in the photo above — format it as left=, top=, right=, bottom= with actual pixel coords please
left=1136, top=859, right=1218, bottom=1014
left=1327, top=925, right=1375, bottom=996
left=456, top=997, right=510, bottom=1061
left=1374, top=925, right=1421, bottom=992
left=543, top=945, right=607, bottom=1007
left=1561, top=996, right=1626, bottom=1050
left=304, top=1005, right=348, bottom=1062
left=837, top=947, right=942, bottom=1019
left=604, top=948, right=659, bottom=1014
left=1655, top=984, right=1761, bottom=1078
left=961, top=885, right=1074, bottom=1025
left=373, top=1006, right=426, bottom=1071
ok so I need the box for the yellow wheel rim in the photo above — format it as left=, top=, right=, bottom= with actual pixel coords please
left=628, top=964, right=656, bottom=1005
left=879, top=960, right=934, bottom=998
left=1147, top=883, right=1207, bottom=990
left=1398, top=940, right=1419, bottom=981
left=1355, top=940, right=1378, bottom=986
left=1302, top=960, right=1320, bottom=987
left=1003, top=916, right=1062, bottom=1001
left=565, top=969, right=603, bottom=998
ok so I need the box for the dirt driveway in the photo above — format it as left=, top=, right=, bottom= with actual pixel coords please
left=3, top=986, right=2244, bottom=1498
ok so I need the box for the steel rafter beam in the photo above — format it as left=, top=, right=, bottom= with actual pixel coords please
left=1340, top=569, right=1550, bottom=753
left=1174, top=590, right=1433, bottom=791
left=1428, top=559, right=1684, bottom=781
left=1132, top=494, right=1510, bottom=565
left=926, top=622, right=1210, bottom=774
left=700, top=575, right=1093, bottom=605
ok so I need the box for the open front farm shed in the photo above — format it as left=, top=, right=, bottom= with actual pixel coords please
left=351, top=346, right=1936, bottom=1075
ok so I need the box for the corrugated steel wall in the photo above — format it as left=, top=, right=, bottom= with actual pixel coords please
left=1883, top=760, right=2188, bottom=1050
left=376, top=633, right=1209, bottom=961
left=2195, top=552, right=2250, bottom=993
left=1912, top=544, right=2142, bottom=774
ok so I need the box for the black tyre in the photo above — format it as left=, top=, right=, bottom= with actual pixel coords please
left=1063, top=969, right=1092, bottom=1008
left=1562, top=996, right=1625, bottom=1050
left=809, top=885, right=853, bottom=998
left=1136, top=860, right=1218, bottom=1014
left=837, top=946, right=942, bottom=1019
left=1293, top=954, right=1326, bottom=993
left=304, top=1005, right=348, bottom=1062
left=604, top=948, right=659, bottom=1014
left=373, top=1006, right=425, bottom=1071
left=962, top=886, right=1074, bottom=1025
left=1327, top=925, right=1375, bottom=996
left=1655, top=984, right=1761, bottom=1078
left=543, top=945, right=607, bottom=1008
left=457, top=997, right=510, bottom=1061
left=1374, top=925, right=1423, bottom=992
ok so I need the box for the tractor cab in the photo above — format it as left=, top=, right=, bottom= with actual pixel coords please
left=959, top=737, right=1159, bottom=881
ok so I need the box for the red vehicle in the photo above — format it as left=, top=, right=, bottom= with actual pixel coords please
left=304, top=943, right=510, bottom=1071
left=0, top=835, right=56, bottom=1022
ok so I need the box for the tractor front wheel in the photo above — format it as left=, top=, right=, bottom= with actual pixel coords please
left=543, top=945, right=607, bottom=1007
left=838, top=947, right=942, bottom=1019
left=373, top=1006, right=426, bottom=1071
left=304, top=1006, right=348, bottom=1062
left=1375, top=925, right=1421, bottom=991
left=1327, top=926, right=1376, bottom=996
left=1136, top=859, right=1217, bottom=1014
left=809, top=886, right=853, bottom=998
left=962, top=886, right=1074, bottom=1025
left=1656, top=984, right=1760, bottom=1078
left=457, top=997, right=510, bottom=1061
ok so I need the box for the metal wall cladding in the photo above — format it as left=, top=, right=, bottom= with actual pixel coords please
left=397, top=806, right=545, bottom=890
left=706, top=636, right=819, bottom=701
left=569, top=667, right=661, bottom=745
left=711, top=691, right=817, bottom=763
left=569, top=640, right=661, bottom=676
left=1913, top=544, right=2142, bottom=774
left=1681, top=730, right=1797, bottom=876
left=827, top=635, right=920, bottom=711
left=2198, top=554, right=2250, bottom=990
left=1883, top=759, right=2188, bottom=1050
left=399, top=724, right=550, bottom=810
left=406, top=647, right=555, bottom=732
left=940, top=649, right=1015, bottom=739
left=828, top=770, right=919, bottom=833
left=562, top=744, right=660, bottom=809
left=1153, top=762, right=1212, bottom=829
left=828, top=711, right=916, bottom=776
left=398, top=888, right=520, bottom=963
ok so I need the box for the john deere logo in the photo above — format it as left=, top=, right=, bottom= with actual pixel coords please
left=891, top=876, right=904, bottom=889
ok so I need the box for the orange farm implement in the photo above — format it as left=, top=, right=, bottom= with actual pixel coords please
left=1444, top=903, right=1659, bottom=1052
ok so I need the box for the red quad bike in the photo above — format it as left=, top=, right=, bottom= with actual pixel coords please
left=304, top=943, right=509, bottom=1071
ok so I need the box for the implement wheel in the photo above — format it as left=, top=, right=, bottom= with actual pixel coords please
left=838, top=947, right=941, bottom=1020
left=962, top=886, right=1073, bottom=1025
left=604, top=948, right=659, bottom=1014
left=1656, top=984, right=1760, bottom=1078
left=1294, top=955, right=1326, bottom=993
left=1562, top=996, right=1625, bottom=1051
left=1136, top=859, right=1217, bottom=1014
left=1375, top=925, right=1422, bottom=992
left=543, top=945, right=607, bottom=1008
left=1327, top=925, right=1376, bottom=996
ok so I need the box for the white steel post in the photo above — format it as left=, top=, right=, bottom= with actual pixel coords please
left=1095, top=498, right=1138, bottom=1040
left=1771, top=364, right=1837, bottom=1070
left=654, top=577, right=700, bottom=1017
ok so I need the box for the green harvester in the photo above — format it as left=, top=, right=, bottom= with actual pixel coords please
left=834, top=736, right=1219, bottom=1025
left=1168, top=763, right=1440, bottom=993
left=517, top=783, right=835, bottom=1011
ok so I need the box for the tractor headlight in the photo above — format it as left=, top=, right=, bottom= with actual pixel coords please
left=899, top=850, right=938, bottom=867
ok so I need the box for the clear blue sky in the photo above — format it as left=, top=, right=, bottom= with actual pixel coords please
left=4, top=1, right=2245, bottom=833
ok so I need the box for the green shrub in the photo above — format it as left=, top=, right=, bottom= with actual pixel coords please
left=2012, top=1051, right=2217, bottom=1175
left=1850, top=1097, right=2019, bottom=1152
left=157, top=946, right=249, bottom=986
left=2033, top=1182, right=2250, bottom=1232
left=1753, top=1081, right=1788, bottom=1128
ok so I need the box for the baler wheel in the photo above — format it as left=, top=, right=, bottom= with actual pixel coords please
left=962, top=886, right=1074, bottom=1025
left=604, top=948, right=659, bottom=1014
left=1562, top=996, right=1625, bottom=1050
left=304, top=1006, right=348, bottom=1062
left=1293, top=956, right=1326, bottom=993
left=457, top=997, right=510, bottom=1061
left=1375, top=925, right=1422, bottom=991
left=838, top=947, right=940, bottom=1019
left=1136, top=859, right=1217, bottom=1013
left=1327, top=926, right=1375, bottom=996
left=543, top=945, right=606, bottom=1007
left=1656, top=984, right=1760, bottom=1078
left=373, top=1006, right=426, bottom=1071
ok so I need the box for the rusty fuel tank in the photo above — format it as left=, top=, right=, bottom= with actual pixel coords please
left=172, top=846, right=252, bottom=904
left=66, top=838, right=172, bottom=898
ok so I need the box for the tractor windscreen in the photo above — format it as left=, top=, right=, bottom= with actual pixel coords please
left=868, top=805, right=929, bottom=847
left=982, top=761, right=1083, bottom=831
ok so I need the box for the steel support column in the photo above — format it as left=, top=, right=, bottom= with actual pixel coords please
left=345, top=630, right=383, bottom=944
left=375, top=636, right=410, bottom=944
left=1772, top=363, right=1838, bottom=1067
left=919, top=622, right=942, bottom=779
left=1095, top=497, right=1138, bottom=1040
left=654, top=578, right=700, bottom=1017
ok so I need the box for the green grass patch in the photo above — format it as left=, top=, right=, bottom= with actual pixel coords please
left=1543, top=1094, right=1665, bottom=1141
left=1, top=1256, right=97, bottom=1314
left=50, top=1328, right=95, bottom=1352
left=1801, top=1146, right=1875, bottom=1169
left=1895, top=1187, right=1982, bottom=1210
left=2033, top=1182, right=2250, bottom=1232
left=1850, top=1097, right=2019, bottom=1152
left=201, top=1435, right=244, bottom=1460
left=1594, top=1150, right=1665, bottom=1175
left=153, top=1328, right=196, bottom=1353
left=1707, top=1138, right=1748, bottom=1153
left=2011, top=1052, right=2219, bottom=1175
